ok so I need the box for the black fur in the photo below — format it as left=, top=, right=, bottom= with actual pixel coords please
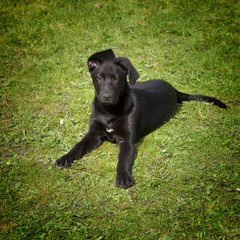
left=55, top=49, right=227, bottom=189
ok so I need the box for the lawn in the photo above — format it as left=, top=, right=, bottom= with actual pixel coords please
left=0, top=0, right=239, bottom=239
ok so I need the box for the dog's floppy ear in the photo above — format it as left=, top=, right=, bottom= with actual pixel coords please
left=114, top=57, right=139, bottom=85
left=87, top=49, right=116, bottom=72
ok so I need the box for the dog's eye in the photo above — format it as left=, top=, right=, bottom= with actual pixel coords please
left=97, top=76, right=104, bottom=82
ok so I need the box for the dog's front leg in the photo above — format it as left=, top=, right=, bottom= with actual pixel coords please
left=55, top=131, right=103, bottom=168
left=116, top=140, right=135, bottom=189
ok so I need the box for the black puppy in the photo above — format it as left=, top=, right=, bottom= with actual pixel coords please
left=56, top=49, right=226, bottom=189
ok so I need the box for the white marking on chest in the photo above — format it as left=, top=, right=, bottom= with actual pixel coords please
left=106, top=128, right=114, bottom=133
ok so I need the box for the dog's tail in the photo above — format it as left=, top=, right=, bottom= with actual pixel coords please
left=176, top=91, right=227, bottom=109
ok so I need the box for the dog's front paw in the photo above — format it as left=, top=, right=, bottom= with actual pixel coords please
left=55, top=154, right=74, bottom=168
left=116, top=171, right=134, bottom=189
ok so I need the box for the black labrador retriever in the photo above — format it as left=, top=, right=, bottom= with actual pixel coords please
left=56, top=49, right=226, bottom=189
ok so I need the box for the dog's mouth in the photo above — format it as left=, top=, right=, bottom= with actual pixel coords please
left=101, top=99, right=115, bottom=105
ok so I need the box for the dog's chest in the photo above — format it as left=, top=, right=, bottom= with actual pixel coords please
left=106, top=127, right=114, bottom=133
left=104, top=119, right=117, bottom=142
left=102, top=115, right=121, bottom=143
left=99, top=111, right=118, bottom=129
left=105, top=128, right=117, bottom=143
left=92, top=106, right=126, bottom=143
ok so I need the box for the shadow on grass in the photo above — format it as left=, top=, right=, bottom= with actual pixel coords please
left=132, top=103, right=183, bottom=178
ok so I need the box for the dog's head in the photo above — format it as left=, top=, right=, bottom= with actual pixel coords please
left=87, top=49, right=139, bottom=105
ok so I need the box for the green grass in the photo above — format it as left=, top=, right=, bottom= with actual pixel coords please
left=1, top=0, right=239, bottom=239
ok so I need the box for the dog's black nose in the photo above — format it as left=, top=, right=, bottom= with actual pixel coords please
left=101, top=94, right=113, bottom=104
left=103, top=94, right=111, bottom=101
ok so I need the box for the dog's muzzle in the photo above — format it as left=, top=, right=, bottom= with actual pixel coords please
left=100, top=94, right=117, bottom=105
